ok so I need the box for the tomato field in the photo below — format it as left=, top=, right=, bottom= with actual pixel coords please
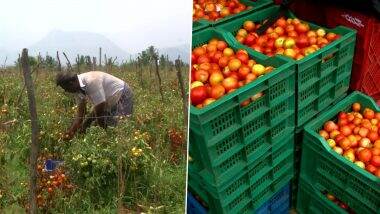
left=0, top=61, right=188, bottom=213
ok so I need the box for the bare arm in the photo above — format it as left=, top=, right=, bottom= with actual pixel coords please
left=68, top=99, right=86, bottom=134
left=94, top=102, right=107, bottom=129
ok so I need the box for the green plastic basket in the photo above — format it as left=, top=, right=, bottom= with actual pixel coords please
left=190, top=28, right=295, bottom=186
left=193, top=0, right=273, bottom=32
left=297, top=178, right=349, bottom=214
left=216, top=5, right=356, bottom=128
left=193, top=19, right=210, bottom=33
left=299, top=91, right=380, bottom=214
left=191, top=134, right=294, bottom=214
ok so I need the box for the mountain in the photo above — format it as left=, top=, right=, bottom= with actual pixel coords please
left=158, top=44, right=190, bottom=63
left=28, top=30, right=131, bottom=64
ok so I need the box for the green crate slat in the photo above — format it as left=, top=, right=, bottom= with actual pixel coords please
left=299, top=91, right=380, bottom=214
left=215, top=5, right=356, bottom=128
left=193, top=0, right=273, bottom=32
left=297, top=178, right=348, bottom=214
left=193, top=19, right=210, bottom=33
left=190, top=134, right=293, bottom=214
left=190, top=28, right=295, bottom=186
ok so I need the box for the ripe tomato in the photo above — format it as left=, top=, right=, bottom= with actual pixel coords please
left=324, top=121, right=338, bottom=132
left=210, top=84, right=226, bottom=99
left=352, top=102, right=361, bottom=112
left=237, top=65, right=250, bottom=80
left=340, top=126, right=352, bottom=136
left=295, top=23, right=309, bottom=34
left=275, top=17, right=287, bottom=28
left=217, top=41, right=228, bottom=51
left=197, top=55, right=210, bottom=64
left=366, top=164, right=377, bottom=173
left=363, top=108, right=375, bottom=119
left=194, top=69, right=209, bottom=83
left=371, top=155, right=380, bottom=167
left=236, top=52, right=249, bottom=64
left=374, top=169, right=380, bottom=177
left=193, top=47, right=206, bottom=56
left=191, top=86, right=208, bottom=105
left=368, top=131, right=379, bottom=142
left=358, top=148, right=372, bottom=163
left=218, top=56, right=229, bottom=68
left=319, top=130, right=329, bottom=140
left=338, top=138, right=351, bottom=150
left=222, top=77, right=238, bottom=92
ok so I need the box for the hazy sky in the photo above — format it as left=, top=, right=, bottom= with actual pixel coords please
left=0, top=0, right=191, bottom=54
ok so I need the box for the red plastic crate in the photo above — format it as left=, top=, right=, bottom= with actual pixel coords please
left=324, top=6, right=380, bottom=100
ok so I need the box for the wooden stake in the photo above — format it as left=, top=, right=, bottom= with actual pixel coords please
left=153, top=56, right=164, bottom=102
left=21, top=48, right=39, bottom=214
left=92, top=57, right=96, bottom=70
left=175, top=56, right=188, bottom=129
left=62, top=52, right=73, bottom=71
left=99, top=47, right=102, bottom=69
left=56, top=51, right=62, bottom=72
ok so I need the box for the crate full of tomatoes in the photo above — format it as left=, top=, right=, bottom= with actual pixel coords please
left=299, top=91, right=380, bottom=214
left=216, top=5, right=357, bottom=128
left=190, top=27, right=295, bottom=187
left=192, top=0, right=272, bottom=32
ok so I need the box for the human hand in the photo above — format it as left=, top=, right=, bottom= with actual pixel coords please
left=62, top=130, right=74, bottom=141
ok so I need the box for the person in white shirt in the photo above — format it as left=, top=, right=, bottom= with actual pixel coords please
left=55, top=71, right=133, bottom=140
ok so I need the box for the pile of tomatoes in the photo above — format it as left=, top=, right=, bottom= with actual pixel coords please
left=191, top=38, right=273, bottom=108
left=35, top=157, right=74, bottom=208
left=234, top=17, right=341, bottom=60
left=193, top=0, right=250, bottom=22
left=319, top=103, right=380, bottom=177
left=323, top=191, right=355, bottom=213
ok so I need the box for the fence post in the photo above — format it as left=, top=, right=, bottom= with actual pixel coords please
left=175, top=57, right=188, bottom=130
left=21, top=48, right=39, bottom=214
left=56, top=51, right=62, bottom=71
left=153, top=56, right=164, bottom=102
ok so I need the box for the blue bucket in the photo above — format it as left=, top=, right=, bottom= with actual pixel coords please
left=44, top=159, right=64, bottom=172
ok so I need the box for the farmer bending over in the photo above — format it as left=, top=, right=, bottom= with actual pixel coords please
left=56, top=71, right=133, bottom=140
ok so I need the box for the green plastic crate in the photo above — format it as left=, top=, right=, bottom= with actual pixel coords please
left=190, top=28, right=295, bottom=186
left=193, top=0, right=273, bottom=32
left=297, top=178, right=350, bottom=214
left=215, top=5, right=356, bottom=128
left=299, top=91, right=380, bottom=214
left=193, top=19, right=210, bottom=33
left=191, top=135, right=294, bottom=214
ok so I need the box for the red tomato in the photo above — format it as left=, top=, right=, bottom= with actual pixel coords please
left=197, top=55, right=210, bottom=64
left=296, top=35, right=309, bottom=48
left=363, top=108, right=375, bottom=119
left=366, top=164, right=377, bottom=173
left=358, top=148, right=372, bottom=163
left=222, top=77, right=238, bottom=92
left=340, top=125, right=352, bottom=136
left=352, top=102, right=361, bottom=112
left=191, top=86, right=208, bottom=105
left=237, top=65, right=251, bottom=80
left=210, top=84, right=226, bottom=99
left=368, top=131, right=379, bottom=142
left=319, top=130, right=329, bottom=140
left=371, top=155, right=380, bottom=167
left=374, top=169, right=380, bottom=177
left=324, top=121, right=338, bottom=132
left=193, top=47, right=206, bottom=56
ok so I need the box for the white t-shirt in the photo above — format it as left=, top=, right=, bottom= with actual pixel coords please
left=76, top=71, right=125, bottom=107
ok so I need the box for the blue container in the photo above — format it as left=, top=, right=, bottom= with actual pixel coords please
left=187, top=191, right=207, bottom=214
left=187, top=183, right=291, bottom=214
left=44, top=159, right=63, bottom=172
left=256, top=183, right=290, bottom=214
